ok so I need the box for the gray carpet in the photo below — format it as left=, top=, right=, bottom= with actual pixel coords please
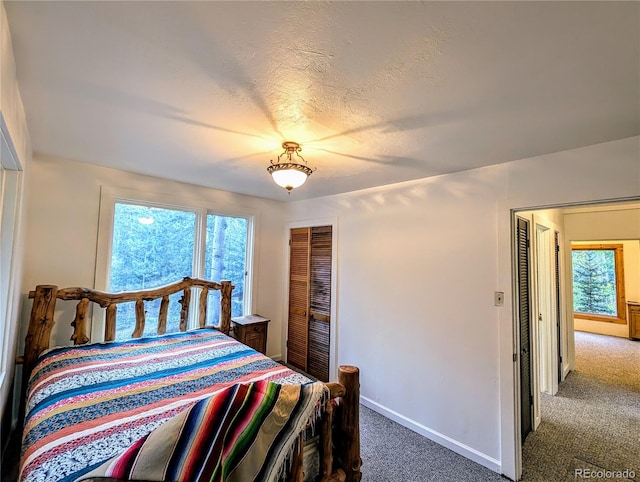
left=360, top=405, right=507, bottom=481
left=521, top=331, right=640, bottom=482
left=361, top=331, right=639, bottom=482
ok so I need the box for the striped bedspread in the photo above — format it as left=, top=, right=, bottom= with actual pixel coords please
left=81, top=381, right=326, bottom=482
left=19, top=329, right=312, bottom=482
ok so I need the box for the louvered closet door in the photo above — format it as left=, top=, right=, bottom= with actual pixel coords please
left=308, top=226, right=332, bottom=382
left=555, top=231, right=562, bottom=383
left=517, top=217, right=533, bottom=442
left=288, top=228, right=311, bottom=371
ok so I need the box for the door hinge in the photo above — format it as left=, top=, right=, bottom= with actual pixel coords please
left=285, top=339, right=288, bottom=348
left=513, top=353, right=517, bottom=362
left=530, top=395, right=534, bottom=406
left=289, top=238, right=292, bottom=246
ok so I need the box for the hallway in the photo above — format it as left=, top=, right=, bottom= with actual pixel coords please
left=521, top=331, right=640, bottom=481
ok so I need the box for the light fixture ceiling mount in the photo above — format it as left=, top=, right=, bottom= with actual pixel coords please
left=267, top=141, right=316, bottom=194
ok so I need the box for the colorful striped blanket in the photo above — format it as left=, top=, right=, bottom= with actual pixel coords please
left=81, top=381, right=327, bottom=482
left=19, top=329, right=313, bottom=482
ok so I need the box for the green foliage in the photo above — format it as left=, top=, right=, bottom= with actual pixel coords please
left=110, top=203, right=248, bottom=340
left=572, top=249, right=617, bottom=316
left=111, top=204, right=196, bottom=291
left=205, top=214, right=248, bottom=322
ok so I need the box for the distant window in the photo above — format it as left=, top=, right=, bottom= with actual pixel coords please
left=108, top=201, right=250, bottom=340
left=572, top=244, right=626, bottom=324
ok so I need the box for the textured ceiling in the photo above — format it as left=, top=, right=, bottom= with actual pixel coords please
left=4, top=1, right=639, bottom=201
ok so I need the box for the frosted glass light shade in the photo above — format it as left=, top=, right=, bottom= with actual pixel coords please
left=271, top=168, right=309, bottom=191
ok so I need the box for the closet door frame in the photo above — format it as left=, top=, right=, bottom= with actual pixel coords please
left=284, top=217, right=338, bottom=380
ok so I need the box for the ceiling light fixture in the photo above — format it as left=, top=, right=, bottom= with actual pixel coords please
left=267, top=141, right=315, bottom=194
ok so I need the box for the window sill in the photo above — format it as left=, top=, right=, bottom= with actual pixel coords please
left=574, top=313, right=626, bottom=324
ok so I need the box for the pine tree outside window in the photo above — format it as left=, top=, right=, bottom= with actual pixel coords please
left=108, top=202, right=250, bottom=340
left=572, top=244, right=626, bottom=324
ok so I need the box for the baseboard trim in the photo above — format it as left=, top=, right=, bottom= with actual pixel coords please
left=360, top=396, right=502, bottom=474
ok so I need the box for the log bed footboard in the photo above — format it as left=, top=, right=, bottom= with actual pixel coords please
left=19, top=278, right=362, bottom=482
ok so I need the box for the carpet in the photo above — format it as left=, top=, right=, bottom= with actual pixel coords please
left=521, top=331, right=640, bottom=482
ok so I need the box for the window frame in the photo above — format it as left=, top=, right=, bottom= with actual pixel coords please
left=0, top=116, right=25, bottom=391
left=572, top=243, right=626, bottom=324
left=95, top=186, right=256, bottom=341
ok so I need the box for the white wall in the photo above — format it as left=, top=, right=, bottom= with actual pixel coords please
left=20, top=156, right=289, bottom=358
left=526, top=208, right=564, bottom=227
left=565, top=205, right=640, bottom=240
left=286, top=135, right=640, bottom=479
left=0, top=0, right=31, bottom=416
left=288, top=167, right=503, bottom=469
left=1, top=2, right=29, bottom=162
left=565, top=206, right=640, bottom=337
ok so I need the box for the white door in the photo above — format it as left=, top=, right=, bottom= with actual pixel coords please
left=530, top=214, right=563, bottom=429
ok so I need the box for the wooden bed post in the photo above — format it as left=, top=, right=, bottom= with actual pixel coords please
left=288, top=435, right=305, bottom=482
left=179, top=287, right=191, bottom=332
left=20, top=285, right=59, bottom=423
left=70, top=298, right=90, bottom=345
left=132, top=299, right=146, bottom=338
left=198, top=287, right=209, bottom=328
left=338, top=365, right=362, bottom=482
left=105, top=304, right=117, bottom=342
left=158, top=295, right=169, bottom=335
left=219, top=280, right=232, bottom=335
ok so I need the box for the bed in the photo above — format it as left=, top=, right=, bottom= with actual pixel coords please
left=18, top=277, right=361, bottom=482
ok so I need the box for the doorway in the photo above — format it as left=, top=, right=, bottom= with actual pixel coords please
left=513, top=200, right=640, bottom=480
left=516, top=212, right=565, bottom=443
left=286, top=225, right=334, bottom=382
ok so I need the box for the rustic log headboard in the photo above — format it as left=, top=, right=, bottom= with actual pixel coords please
left=18, top=277, right=233, bottom=429
left=21, top=277, right=233, bottom=387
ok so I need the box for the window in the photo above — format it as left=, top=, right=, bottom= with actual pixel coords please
left=572, top=243, right=626, bottom=324
left=99, top=190, right=253, bottom=341
left=204, top=214, right=248, bottom=324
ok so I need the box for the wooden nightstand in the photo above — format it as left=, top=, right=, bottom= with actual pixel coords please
left=231, top=314, right=270, bottom=354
